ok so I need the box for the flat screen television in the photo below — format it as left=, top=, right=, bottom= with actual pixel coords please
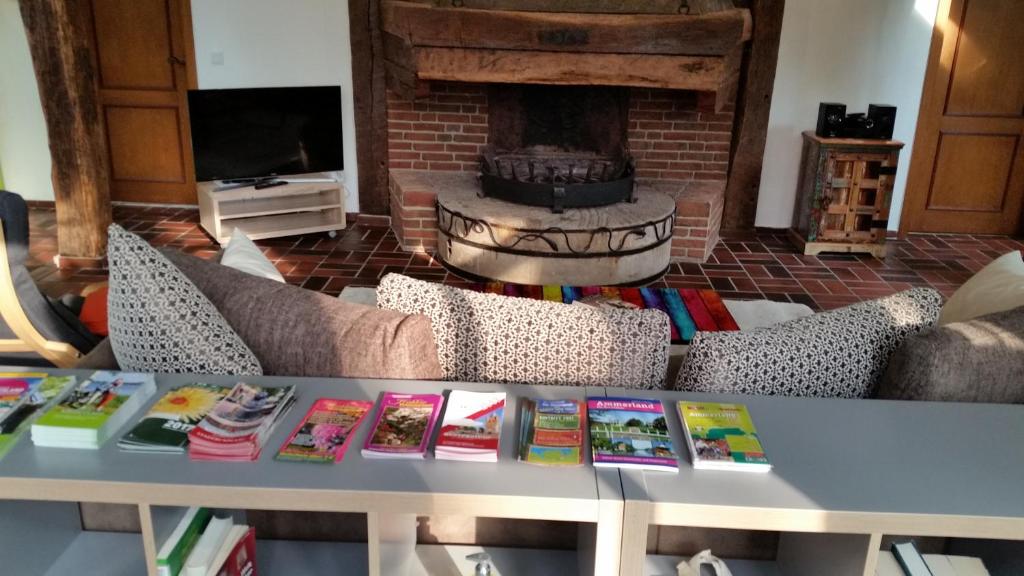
left=188, top=86, right=344, bottom=182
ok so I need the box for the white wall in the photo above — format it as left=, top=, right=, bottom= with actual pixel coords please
left=756, top=0, right=939, bottom=230
left=190, top=0, right=360, bottom=212
left=0, top=0, right=55, bottom=201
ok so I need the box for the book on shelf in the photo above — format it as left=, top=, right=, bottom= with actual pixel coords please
left=183, top=516, right=234, bottom=576
left=214, top=525, right=256, bottom=576
left=157, top=507, right=213, bottom=576
left=678, top=401, right=771, bottom=473
left=0, top=378, right=31, bottom=426
left=31, top=371, right=156, bottom=450
left=518, top=398, right=585, bottom=466
left=119, top=383, right=232, bottom=453
left=275, top=398, right=373, bottom=463
left=435, top=390, right=505, bottom=463
left=0, top=373, right=78, bottom=459
left=206, top=524, right=254, bottom=576
left=587, top=397, right=678, bottom=472
left=361, top=392, right=443, bottom=459
left=891, top=541, right=933, bottom=576
left=188, top=382, right=295, bottom=462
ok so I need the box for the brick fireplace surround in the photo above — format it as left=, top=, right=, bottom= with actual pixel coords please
left=387, top=82, right=734, bottom=264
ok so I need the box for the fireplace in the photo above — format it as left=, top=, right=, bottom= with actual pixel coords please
left=381, top=1, right=750, bottom=284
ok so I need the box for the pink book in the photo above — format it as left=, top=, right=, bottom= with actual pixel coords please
left=361, top=392, right=444, bottom=459
left=275, top=399, right=373, bottom=464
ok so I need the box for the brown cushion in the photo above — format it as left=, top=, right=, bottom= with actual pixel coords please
left=875, top=305, right=1024, bottom=403
left=161, top=250, right=442, bottom=380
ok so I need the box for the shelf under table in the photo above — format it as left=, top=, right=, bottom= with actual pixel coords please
left=44, top=531, right=145, bottom=576
left=645, top=555, right=780, bottom=576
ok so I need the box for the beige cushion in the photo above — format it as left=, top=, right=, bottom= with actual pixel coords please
left=161, top=251, right=443, bottom=381
left=376, top=273, right=670, bottom=389
left=939, top=251, right=1024, bottom=325
left=220, top=228, right=285, bottom=283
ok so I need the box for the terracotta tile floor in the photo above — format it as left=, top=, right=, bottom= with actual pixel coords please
left=26, top=204, right=1024, bottom=312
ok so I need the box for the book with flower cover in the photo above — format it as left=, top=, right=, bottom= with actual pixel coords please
left=518, top=398, right=585, bottom=467
left=435, top=391, right=505, bottom=462
left=275, top=398, right=373, bottom=463
left=361, top=392, right=443, bottom=459
left=587, top=397, right=678, bottom=472
left=188, top=382, right=295, bottom=461
left=119, top=383, right=233, bottom=453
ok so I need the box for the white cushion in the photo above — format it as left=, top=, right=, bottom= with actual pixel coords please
left=939, top=251, right=1024, bottom=325
left=220, top=228, right=285, bottom=283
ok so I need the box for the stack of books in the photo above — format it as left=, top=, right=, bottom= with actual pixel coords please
left=434, top=390, right=505, bottom=462
left=275, top=398, right=373, bottom=463
left=678, top=401, right=771, bottom=473
left=0, top=373, right=77, bottom=459
left=157, top=508, right=256, bottom=576
left=361, top=392, right=443, bottom=459
left=518, top=398, right=585, bottom=466
left=31, top=371, right=156, bottom=449
left=587, top=397, right=678, bottom=472
left=119, top=383, right=232, bottom=453
left=188, top=382, right=295, bottom=461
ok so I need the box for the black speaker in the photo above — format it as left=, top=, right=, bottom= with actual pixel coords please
left=867, top=104, right=897, bottom=140
left=816, top=103, right=846, bottom=138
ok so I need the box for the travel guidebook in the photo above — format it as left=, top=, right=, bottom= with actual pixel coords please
left=275, top=398, right=374, bottom=463
left=120, top=383, right=233, bottom=453
left=361, top=392, right=443, bottom=459
left=0, top=373, right=77, bottom=459
left=587, top=397, right=678, bottom=472
left=188, top=382, right=295, bottom=461
left=518, top=398, right=585, bottom=466
left=31, top=371, right=157, bottom=449
left=678, top=401, right=771, bottom=473
left=435, top=390, right=505, bottom=462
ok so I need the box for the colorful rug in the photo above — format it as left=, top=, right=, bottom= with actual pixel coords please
left=472, top=283, right=739, bottom=344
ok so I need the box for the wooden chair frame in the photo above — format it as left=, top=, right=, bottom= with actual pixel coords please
left=0, top=225, right=82, bottom=368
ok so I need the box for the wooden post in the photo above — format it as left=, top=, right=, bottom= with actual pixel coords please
left=722, top=0, right=784, bottom=230
left=19, top=0, right=112, bottom=265
left=349, top=0, right=391, bottom=216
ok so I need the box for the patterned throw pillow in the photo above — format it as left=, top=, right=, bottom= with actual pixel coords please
left=106, top=224, right=262, bottom=375
left=676, top=287, right=943, bottom=398
left=376, top=273, right=670, bottom=388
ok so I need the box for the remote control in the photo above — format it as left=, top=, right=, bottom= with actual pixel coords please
left=254, top=180, right=288, bottom=190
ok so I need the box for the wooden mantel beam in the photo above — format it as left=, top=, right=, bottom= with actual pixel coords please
left=19, top=0, right=112, bottom=263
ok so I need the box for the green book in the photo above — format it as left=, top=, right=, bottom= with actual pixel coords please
left=118, top=383, right=231, bottom=453
left=678, top=401, right=771, bottom=472
left=156, top=507, right=212, bottom=576
left=32, top=371, right=157, bottom=449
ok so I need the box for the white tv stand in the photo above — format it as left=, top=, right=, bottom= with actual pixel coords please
left=197, top=172, right=346, bottom=244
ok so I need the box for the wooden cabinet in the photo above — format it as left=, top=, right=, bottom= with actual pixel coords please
left=790, top=131, right=903, bottom=258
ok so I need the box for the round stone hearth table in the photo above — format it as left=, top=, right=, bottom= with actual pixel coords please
left=436, top=183, right=675, bottom=286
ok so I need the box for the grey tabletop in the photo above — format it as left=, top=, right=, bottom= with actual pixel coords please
left=0, top=369, right=610, bottom=511
left=611, top=388, right=1024, bottom=522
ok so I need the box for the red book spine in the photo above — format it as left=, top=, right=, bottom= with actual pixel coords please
left=217, top=527, right=257, bottom=576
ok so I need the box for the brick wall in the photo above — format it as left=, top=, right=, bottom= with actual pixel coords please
left=386, top=83, right=488, bottom=172
left=629, top=89, right=734, bottom=183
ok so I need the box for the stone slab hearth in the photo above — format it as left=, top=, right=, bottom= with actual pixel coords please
left=390, top=170, right=725, bottom=284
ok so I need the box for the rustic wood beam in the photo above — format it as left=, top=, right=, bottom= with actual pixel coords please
left=723, top=0, right=785, bottom=230
left=410, top=47, right=734, bottom=91
left=382, top=1, right=751, bottom=56
left=348, top=0, right=391, bottom=215
left=427, top=0, right=687, bottom=14
left=19, top=0, right=111, bottom=263
left=687, top=0, right=737, bottom=15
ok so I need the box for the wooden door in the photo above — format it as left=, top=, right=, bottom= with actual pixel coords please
left=902, top=0, right=1024, bottom=235
left=90, top=0, right=197, bottom=204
